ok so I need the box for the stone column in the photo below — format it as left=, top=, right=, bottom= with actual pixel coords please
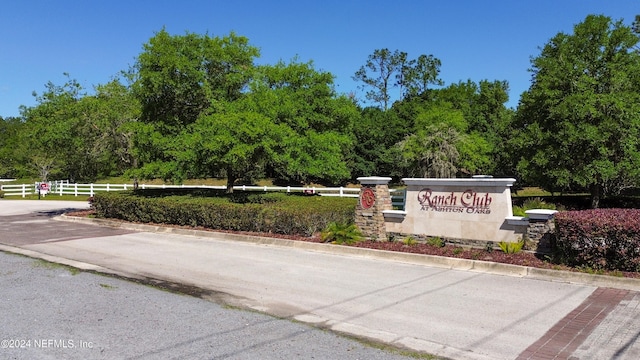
left=355, top=177, right=392, bottom=241
left=525, top=209, right=558, bottom=254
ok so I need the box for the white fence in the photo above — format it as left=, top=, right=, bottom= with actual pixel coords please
left=1, top=182, right=406, bottom=209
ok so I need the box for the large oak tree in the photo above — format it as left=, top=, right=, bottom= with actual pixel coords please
left=514, top=15, right=640, bottom=208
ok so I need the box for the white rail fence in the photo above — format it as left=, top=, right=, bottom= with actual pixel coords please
left=1, top=182, right=406, bottom=209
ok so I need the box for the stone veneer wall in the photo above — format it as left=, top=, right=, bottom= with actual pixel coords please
left=387, top=210, right=557, bottom=254
left=355, top=177, right=392, bottom=241
left=524, top=210, right=558, bottom=254
left=356, top=176, right=559, bottom=252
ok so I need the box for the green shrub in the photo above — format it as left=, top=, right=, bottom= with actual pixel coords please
left=321, top=222, right=364, bottom=245
left=0, top=190, right=4, bottom=198
left=427, top=236, right=445, bottom=248
left=402, top=236, right=418, bottom=246
left=92, top=191, right=356, bottom=237
left=498, top=240, right=525, bottom=254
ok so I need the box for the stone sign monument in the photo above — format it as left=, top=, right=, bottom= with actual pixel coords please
left=357, top=177, right=532, bottom=245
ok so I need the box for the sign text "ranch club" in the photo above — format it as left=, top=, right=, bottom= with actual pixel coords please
left=417, top=188, right=493, bottom=214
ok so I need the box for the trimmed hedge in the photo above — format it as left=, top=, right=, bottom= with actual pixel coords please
left=555, top=209, right=640, bottom=271
left=92, top=191, right=356, bottom=236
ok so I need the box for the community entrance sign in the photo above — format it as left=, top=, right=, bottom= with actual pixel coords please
left=357, top=177, right=526, bottom=244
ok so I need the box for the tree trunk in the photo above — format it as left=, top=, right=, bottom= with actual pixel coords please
left=133, top=157, right=139, bottom=190
left=590, top=183, right=602, bottom=209
left=226, top=168, right=236, bottom=194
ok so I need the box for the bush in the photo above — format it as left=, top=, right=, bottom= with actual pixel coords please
left=402, top=236, right=418, bottom=246
left=555, top=209, right=640, bottom=271
left=92, top=191, right=356, bottom=237
left=427, top=236, right=445, bottom=247
left=321, top=223, right=364, bottom=245
left=498, top=240, right=524, bottom=254
left=0, top=190, right=4, bottom=198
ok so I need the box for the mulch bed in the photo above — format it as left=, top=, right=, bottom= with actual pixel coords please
left=65, top=209, right=640, bottom=279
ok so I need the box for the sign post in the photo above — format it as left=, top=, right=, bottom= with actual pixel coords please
left=38, top=182, right=49, bottom=199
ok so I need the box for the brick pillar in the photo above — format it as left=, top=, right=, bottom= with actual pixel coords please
left=356, top=177, right=392, bottom=241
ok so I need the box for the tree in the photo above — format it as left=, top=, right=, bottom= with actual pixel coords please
left=397, top=123, right=460, bottom=178
left=402, top=54, right=443, bottom=97
left=133, top=29, right=259, bottom=129
left=180, top=108, right=283, bottom=192
left=429, top=80, right=514, bottom=176
left=248, top=59, right=358, bottom=185
left=19, top=75, right=140, bottom=182
left=0, top=116, right=27, bottom=178
left=353, top=49, right=402, bottom=110
left=20, top=74, right=92, bottom=182
left=514, top=15, right=640, bottom=208
left=353, top=49, right=442, bottom=109
left=79, top=79, right=140, bottom=177
left=130, top=30, right=260, bottom=182
left=350, top=107, right=405, bottom=179
left=395, top=102, right=493, bottom=178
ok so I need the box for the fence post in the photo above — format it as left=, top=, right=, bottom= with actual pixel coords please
left=124, top=184, right=127, bottom=190
left=22, top=184, right=26, bottom=198
left=106, top=183, right=110, bottom=192
left=59, top=182, right=63, bottom=196
left=287, top=186, right=290, bottom=193
left=339, top=187, right=344, bottom=197
left=74, top=183, right=78, bottom=197
left=90, top=184, right=94, bottom=197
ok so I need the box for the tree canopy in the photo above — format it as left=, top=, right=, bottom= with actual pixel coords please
left=3, top=14, right=639, bottom=206
left=513, top=15, right=640, bottom=207
left=353, top=49, right=442, bottom=110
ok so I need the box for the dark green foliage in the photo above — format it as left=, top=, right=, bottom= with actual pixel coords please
left=92, top=191, right=356, bottom=237
left=353, top=48, right=442, bottom=109
left=350, top=107, right=405, bottom=178
left=249, top=60, right=358, bottom=185
left=0, top=116, right=27, bottom=178
left=388, top=79, right=512, bottom=178
left=320, top=222, right=364, bottom=245
left=426, top=236, right=445, bottom=247
left=513, top=15, right=640, bottom=207
left=555, top=209, right=640, bottom=271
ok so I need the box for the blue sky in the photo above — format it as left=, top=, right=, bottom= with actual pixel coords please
left=0, top=0, right=637, bottom=118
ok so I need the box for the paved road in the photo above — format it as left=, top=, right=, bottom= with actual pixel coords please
left=0, top=251, right=413, bottom=360
left=2, top=200, right=640, bottom=359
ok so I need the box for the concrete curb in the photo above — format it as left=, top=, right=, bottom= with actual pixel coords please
left=57, top=215, right=640, bottom=291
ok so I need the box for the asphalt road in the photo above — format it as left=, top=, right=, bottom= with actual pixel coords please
left=0, top=247, right=415, bottom=360
left=2, top=200, right=640, bottom=359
